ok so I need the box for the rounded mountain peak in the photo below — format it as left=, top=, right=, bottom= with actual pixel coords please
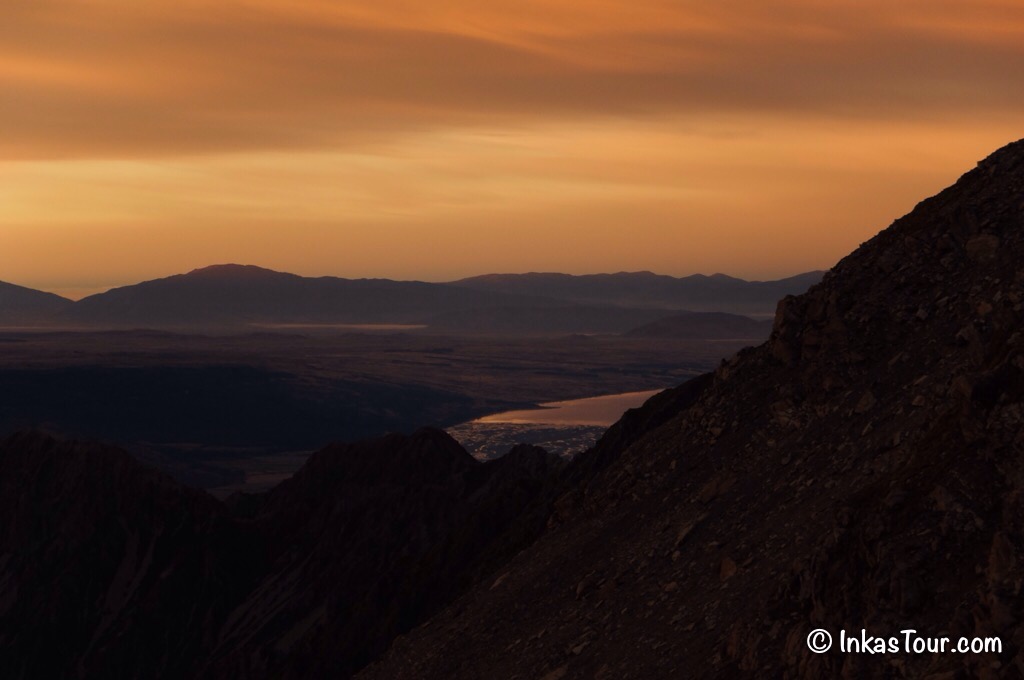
left=184, top=264, right=291, bottom=280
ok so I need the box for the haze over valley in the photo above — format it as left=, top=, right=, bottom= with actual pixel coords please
left=0, top=266, right=803, bottom=491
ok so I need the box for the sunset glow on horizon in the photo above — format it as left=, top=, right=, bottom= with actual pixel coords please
left=3, top=0, right=1024, bottom=298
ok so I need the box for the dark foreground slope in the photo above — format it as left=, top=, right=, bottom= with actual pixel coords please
left=0, top=432, right=258, bottom=680
left=359, top=143, right=1024, bottom=679
left=0, top=430, right=563, bottom=679
left=205, top=436, right=562, bottom=679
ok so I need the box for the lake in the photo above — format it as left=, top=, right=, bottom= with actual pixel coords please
left=448, top=389, right=665, bottom=460
left=477, top=389, right=664, bottom=426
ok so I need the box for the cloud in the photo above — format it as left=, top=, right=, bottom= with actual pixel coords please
left=3, top=0, right=1024, bottom=159
left=4, top=116, right=1020, bottom=292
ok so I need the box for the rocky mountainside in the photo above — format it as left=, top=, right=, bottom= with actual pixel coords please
left=0, top=280, right=72, bottom=325
left=0, top=429, right=563, bottom=679
left=204, top=435, right=562, bottom=679
left=0, top=432, right=257, bottom=680
left=358, top=142, right=1024, bottom=679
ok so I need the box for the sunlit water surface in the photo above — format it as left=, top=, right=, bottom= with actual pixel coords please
left=448, top=389, right=664, bottom=461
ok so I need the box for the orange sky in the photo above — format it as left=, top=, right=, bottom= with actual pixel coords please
left=2, top=0, right=1023, bottom=298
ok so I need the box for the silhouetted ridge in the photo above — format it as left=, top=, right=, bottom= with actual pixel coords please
left=204, top=429, right=563, bottom=679
left=0, top=432, right=259, bottom=680
left=271, top=428, right=476, bottom=492
left=0, top=429, right=562, bottom=679
left=359, top=140, right=1024, bottom=679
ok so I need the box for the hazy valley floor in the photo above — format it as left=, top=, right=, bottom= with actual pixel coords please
left=0, top=330, right=750, bottom=490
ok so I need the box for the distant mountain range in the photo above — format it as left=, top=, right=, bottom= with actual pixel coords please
left=62, top=264, right=558, bottom=329
left=0, top=280, right=73, bottom=325
left=0, top=265, right=822, bottom=335
left=450, top=270, right=824, bottom=313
